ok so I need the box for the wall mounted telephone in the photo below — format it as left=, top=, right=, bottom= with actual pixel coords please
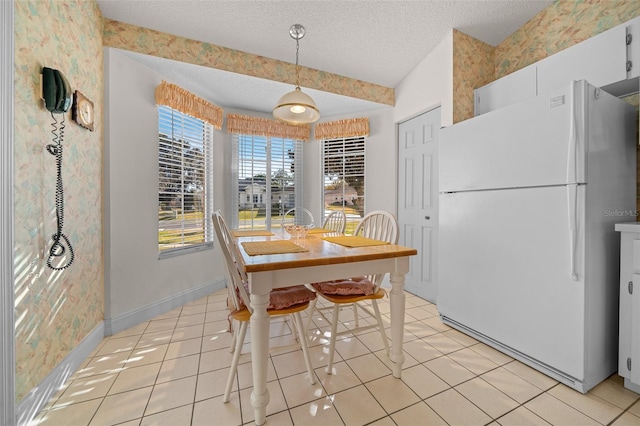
left=42, top=67, right=74, bottom=270
left=42, top=67, right=72, bottom=113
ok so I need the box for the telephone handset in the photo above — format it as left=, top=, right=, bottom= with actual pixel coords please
left=42, top=67, right=74, bottom=270
left=42, top=67, right=72, bottom=113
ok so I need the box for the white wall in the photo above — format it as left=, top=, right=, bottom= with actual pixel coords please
left=394, top=30, right=453, bottom=126
left=104, top=48, right=226, bottom=330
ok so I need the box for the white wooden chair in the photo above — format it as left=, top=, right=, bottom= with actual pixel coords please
left=321, top=210, right=346, bottom=233
left=212, top=211, right=316, bottom=402
left=307, top=210, right=398, bottom=373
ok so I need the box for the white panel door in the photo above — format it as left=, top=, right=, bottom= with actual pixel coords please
left=397, top=108, right=440, bottom=302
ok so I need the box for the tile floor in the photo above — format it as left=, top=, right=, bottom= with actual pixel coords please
left=32, top=287, right=640, bottom=426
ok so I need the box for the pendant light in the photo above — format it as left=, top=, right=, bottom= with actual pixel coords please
left=273, top=24, right=320, bottom=125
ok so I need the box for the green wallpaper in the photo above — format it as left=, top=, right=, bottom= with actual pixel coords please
left=14, top=0, right=104, bottom=401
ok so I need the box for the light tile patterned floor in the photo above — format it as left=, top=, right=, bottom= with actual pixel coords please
left=32, top=288, right=640, bottom=426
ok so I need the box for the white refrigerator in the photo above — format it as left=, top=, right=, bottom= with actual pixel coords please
left=437, top=80, right=637, bottom=393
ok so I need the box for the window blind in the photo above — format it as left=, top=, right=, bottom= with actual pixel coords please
left=158, top=105, right=214, bottom=256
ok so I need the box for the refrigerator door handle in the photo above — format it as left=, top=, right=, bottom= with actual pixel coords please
left=566, top=81, right=578, bottom=185
left=567, top=183, right=579, bottom=281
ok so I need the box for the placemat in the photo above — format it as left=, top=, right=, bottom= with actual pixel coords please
left=241, top=240, right=308, bottom=256
left=232, top=230, right=275, bottom=237
left=321, top=235, right=390, bottom=248
left=307, top=227, right=333, bottom=234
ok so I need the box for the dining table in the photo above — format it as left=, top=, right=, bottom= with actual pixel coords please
left=234, top=229, right=418, bottom=425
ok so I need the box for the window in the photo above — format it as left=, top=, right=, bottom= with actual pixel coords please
left=233, top=135, right=303, bottom=230
left=158, top=105, right=214, bottom=256
left=322, top=136, right=365, bottom=235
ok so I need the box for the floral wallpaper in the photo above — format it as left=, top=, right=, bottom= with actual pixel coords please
left=102, top=19, right=395, bottom=107
left=14, top=0, right=104, bottom=402
left=452, top=30, right=495, bottom=124
left=494, top=0, right=640, bottom=79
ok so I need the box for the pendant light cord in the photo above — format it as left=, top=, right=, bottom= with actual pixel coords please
left=295, top=33, right=300, bottom=88
left=289, top=24, right=305, bottom=89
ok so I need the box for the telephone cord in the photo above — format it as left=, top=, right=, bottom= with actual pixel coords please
left=46, top=112, right=74, bottom=270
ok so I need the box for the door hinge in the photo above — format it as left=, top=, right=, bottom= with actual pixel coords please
left=627, top=33, right=633, bottom=45
left=628, top=357, right=632, bottom=371
left=627, top=60, right=633, bottom=72
left=629, top=281, right=634, bottom=294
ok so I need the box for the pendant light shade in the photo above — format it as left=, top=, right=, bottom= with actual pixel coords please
left=273, top=24, right=320, bottom=125
left=273, top=86, right=320, bottom=125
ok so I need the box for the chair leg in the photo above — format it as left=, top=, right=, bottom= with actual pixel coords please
left=223, top=320, right=247, bottom=403
left=371, top=300, right=390, bottom=356
left=305, top=297, right=318, bottom=336
left=326, top=304, right=340, bottom=375
left=289, top=312, right=300, bottom=343
left=293, top=312, right=316, bottom=385
left=353, top=303, right=359, bottom=328
left=229, top=318, right=237, bottom=353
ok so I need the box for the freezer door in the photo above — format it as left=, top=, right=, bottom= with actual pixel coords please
left=437, top=185, right=586, bottom=380
left=440, top=81, right=587, bottom=193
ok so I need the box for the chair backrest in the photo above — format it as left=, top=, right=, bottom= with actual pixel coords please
left=322, top=210, right=346, bottom=233
left=355, top=210, right=398, bottom=244
left=282, top=207, right=315, bottom=228
left=354, top=210, right=399, bottom=288
left=212, top=211, right=252, bottom=314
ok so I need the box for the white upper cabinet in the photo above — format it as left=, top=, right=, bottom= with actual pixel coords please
left=474, top=64, right=537, bottom=116
left=537, top=24, right=629, bottom=94
left=474, top=17, right=640, bottom=116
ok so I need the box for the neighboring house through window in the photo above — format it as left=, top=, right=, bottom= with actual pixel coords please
left=158, top=105, right=214, bottom=256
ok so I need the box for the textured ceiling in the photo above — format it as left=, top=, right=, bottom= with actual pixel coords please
left=98, top=0, right=553, bottom=116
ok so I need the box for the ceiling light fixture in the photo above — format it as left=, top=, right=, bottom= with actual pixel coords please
left=273, top=24, right=320, bottom=125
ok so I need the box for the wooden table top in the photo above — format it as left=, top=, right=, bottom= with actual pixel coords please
left=236, top=233, right=418, bottom=273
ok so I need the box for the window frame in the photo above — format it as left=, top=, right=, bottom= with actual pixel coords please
left=321, top=136, right=366, bottom=235
left=232, top=134, right=303, bottom=230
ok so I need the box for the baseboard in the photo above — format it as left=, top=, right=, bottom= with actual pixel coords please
left=16, top=322, right=105, bottom=426
left=105, top=278, right=226, bottom=336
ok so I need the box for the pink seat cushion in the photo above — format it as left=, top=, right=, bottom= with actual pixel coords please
left=312, top=276, right=374, bottom=296
left=238, top=284, right=316, bottom=310
left=268, top=285, right=316, bottom=310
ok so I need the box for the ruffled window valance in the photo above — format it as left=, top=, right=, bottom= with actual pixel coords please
left=155, top=80, right=224, bottom=129
left=314, top=118, right=370, bottom=140
left=227, top=114, right=311, bottom=142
